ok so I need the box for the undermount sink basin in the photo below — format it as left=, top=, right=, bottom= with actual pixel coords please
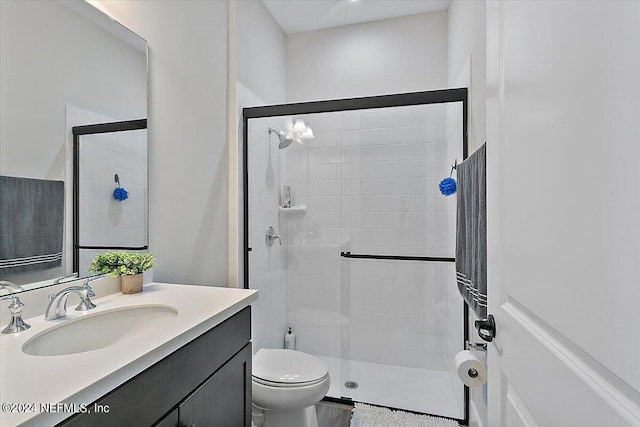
left=22, top=305, right=178, bottom=357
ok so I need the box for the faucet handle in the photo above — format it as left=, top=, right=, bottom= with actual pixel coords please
left=81, top=283, right=96, bottom=297
left=265, top=226, right=283, bottom=246
left=77, top=275, right=102, bottom=302
left=1, top=296, right=31, bottom=334
left=76, top=281, right=97, bottom=311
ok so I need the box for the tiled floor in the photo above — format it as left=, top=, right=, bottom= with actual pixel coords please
left=316, top=401, right=353, bottom=427
left=318, top=356, right=464, bottom=420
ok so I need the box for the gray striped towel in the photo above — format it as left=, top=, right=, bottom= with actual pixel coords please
left=0, top=176, right=64, bottom=274
left=455, top=143, right=487, bottom=319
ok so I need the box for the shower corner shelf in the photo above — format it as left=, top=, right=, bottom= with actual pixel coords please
left=278, top=205, right=306, bottom=214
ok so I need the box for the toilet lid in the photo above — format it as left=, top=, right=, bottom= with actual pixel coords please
left=253, top=349, right=328, bottom=384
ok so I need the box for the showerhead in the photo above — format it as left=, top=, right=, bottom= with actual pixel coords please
left=278, top=133, right=294, bottom=149
left=268, top=127, right=295, bottom=150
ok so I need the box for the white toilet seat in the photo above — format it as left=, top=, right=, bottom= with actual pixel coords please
left=252, top=372, right=329, bottom=388
left=253, top=348, right=328, bottom=385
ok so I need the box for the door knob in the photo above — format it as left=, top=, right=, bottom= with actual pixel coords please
left=474, top=314, right=496, bottom=342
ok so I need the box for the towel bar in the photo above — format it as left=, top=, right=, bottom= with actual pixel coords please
left=340, top=252, right=455, bottom=262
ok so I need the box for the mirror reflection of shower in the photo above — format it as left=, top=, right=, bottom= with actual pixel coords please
left=268, top=118, right=314, bottom=149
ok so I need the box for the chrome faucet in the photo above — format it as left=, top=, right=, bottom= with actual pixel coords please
left=0, top=294, right=30, bottom=334
left=45, top=275, right=103, bottom=321
left=0, top=280, right=24, bottom=293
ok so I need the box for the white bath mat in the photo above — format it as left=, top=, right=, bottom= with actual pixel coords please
left=350, top=403, right=459, bottom=427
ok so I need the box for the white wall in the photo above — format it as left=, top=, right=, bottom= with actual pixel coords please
left=448, top=0, right=486, bottom=154
left=234, top=0, right=287, bottom=288
left=234, top=1, right=288, bottom=348
left=447, top=2, right=487, bottom=425
left=95, top=1, right=230, bottom=286
left=286, top=11, right=448, bottom=102
left=236, top=0, right=286, bottom=105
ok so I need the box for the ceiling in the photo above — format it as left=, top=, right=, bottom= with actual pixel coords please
left=262, top=0, right=450, bottom=34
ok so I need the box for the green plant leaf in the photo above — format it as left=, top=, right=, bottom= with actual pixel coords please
left=88, top=251, right=155, bottom=276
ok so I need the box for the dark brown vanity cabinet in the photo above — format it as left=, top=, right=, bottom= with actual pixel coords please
left=157, top=344, right=251, bottom=427
left=59, top=307, right=252, bottom=427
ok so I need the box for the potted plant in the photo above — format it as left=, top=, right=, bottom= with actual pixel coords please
left=89, top=251, right=155, bottom=294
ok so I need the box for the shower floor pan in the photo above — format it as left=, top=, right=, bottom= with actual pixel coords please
left=318, top=356, right=463, bottom=420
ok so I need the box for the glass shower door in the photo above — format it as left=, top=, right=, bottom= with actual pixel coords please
left=339, top=103, right=465, bottom=419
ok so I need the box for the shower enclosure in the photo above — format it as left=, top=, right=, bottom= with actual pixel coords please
left=73, top=119, right=149, bottom=274
left=243, top=89, right=468, bottom=422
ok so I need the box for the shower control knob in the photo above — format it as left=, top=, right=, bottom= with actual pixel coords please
left=265, top=226, right=282, bottom=247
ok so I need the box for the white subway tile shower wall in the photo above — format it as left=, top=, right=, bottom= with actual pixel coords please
left=77, top=126, right=147, bottom=274
left=248, top=117, right=288, bottom=352
left=345, top=105, right=452, bottom=258
left=282, top=111, right=344, bottom=360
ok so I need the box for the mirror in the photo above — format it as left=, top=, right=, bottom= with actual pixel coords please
left=0, top=0, right=147, bottom=292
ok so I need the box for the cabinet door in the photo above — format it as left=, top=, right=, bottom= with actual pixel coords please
left=154, top=409, right=178, bottom=427
left=179, top=343, right=252, bottom=427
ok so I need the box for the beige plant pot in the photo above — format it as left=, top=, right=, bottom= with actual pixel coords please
left=121, top=273, right=143, bottom=294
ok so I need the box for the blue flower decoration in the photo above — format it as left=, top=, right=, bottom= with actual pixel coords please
left=113, top=187, right=128, bottom=201
left=439, top=177, right=456, bottom=196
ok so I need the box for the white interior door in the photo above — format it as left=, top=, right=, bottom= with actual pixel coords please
left=486, top=1, right=640, bottom=426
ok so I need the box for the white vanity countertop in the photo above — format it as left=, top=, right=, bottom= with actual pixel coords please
left=0, top=283, right=258, bottom=427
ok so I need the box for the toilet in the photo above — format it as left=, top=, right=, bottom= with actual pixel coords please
left=252, top=349, right=330, bottom=427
